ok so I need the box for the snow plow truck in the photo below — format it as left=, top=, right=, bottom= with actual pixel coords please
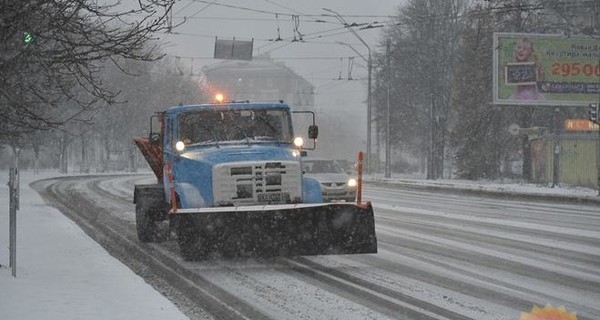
left=133, top=100, right=377, bottom=260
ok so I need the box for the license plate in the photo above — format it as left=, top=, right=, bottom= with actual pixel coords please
left=258, top=192, right=290, bottom=202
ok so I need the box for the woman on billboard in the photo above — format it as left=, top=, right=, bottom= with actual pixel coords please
left=507, top=37, right=546, bottom=101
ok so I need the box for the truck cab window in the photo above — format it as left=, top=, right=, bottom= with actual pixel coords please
left=178, top=109, right=293, bottom=145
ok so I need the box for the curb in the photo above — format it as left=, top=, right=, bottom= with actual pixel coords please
left=364, top=179, right=600, bottom=206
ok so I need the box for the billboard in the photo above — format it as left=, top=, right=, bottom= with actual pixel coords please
left=493, top=33, right=600, bottom=106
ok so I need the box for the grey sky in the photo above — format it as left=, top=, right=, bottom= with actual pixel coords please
left=155, top=0, right=404, bottom=160
left=159, top=1, right=401, bottom=75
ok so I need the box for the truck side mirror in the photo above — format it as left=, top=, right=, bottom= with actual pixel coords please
left=308, top=125, right=318, bottom=139
left=149, top=132, right=161, bottom=144
left=149, top=113, right=163, bottom=145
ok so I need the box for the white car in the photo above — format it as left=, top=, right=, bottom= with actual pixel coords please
left=302, top=158, right=357, bottom=202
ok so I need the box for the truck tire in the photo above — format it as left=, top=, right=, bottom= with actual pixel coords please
left=136, top=198, right=158, bottom=242
left=177, top=217, right=209, bottom=261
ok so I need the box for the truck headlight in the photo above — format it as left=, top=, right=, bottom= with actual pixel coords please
left=347, top=178, right=357, bottom=187
left=293, top=137, right=304, bottom=148
left=175, top=141, right=186, bottom=152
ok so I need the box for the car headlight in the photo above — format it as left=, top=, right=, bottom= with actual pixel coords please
left=347, top=178, right=357, bottom=187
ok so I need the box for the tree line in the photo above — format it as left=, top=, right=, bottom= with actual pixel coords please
left=0, top=0, right=206, bottom=172
left=371, top=0, right=598, bottom=180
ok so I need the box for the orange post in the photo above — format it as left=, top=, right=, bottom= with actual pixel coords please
left=166, top=161, right=177, bottom=214
left=356, top=151, right=364, bottom=205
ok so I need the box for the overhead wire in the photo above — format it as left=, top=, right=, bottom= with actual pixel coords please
left=262, top=0, right=304, bottom=15
left=172, top=3, right=577, bottom=43
left=189, top=0, right=296, bottom=17
left=171, top=1, right=592, bottom=28
left=167, top=54, right=364, bottom=63
left=190, top=0, right=394, bottom=18
left=172, top=16, right=336, bottom=23
left=174, top=1, right=196, bottom=16
left=138, top=0, right=595, bottom=30
left=260, top=41, right=293, bottom=56
left=158, top=23, right=378, bottom=45
left=162, top=1, right=599, bottom=54
left=189, top=0, right=219, bottom=18
left=163, top=1, right=598, bottom=71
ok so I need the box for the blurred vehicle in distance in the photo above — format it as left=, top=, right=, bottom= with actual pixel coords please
left=303, top=158, right=357, bottom=202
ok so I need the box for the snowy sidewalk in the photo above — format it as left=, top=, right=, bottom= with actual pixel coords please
left=0, top=171, right=188, bottom=320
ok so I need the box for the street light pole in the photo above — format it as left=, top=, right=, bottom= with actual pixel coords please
left=324, top=8, right=372, bottom=174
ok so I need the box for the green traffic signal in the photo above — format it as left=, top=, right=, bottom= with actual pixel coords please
left=23, top=32, right=35, bottom=45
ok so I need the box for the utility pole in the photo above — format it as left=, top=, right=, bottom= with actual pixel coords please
left=81, top=128, right=87, bottom=173
left=551, top=108, right=560, bottom=188
left=597, top=111, right=600, bottom=196
left=427, top=12, right=436, bottom=180
left=428, top=93, right=436, bottom=180
left=323, top=8, right=373, bottom=174
left=9, top=168, right=19, bottom=277
left=385, top=39, right=391, bottom=178
left=591, top=102, right=600, bottom=196
left=513, top=0, right=534, bottom=182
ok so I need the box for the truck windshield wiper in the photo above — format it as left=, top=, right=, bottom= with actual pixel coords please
left=189, top=138, right=220, bottom=148
left=193, top=122, right=220, bottom=148
left=253, top=115, right=279, bottom=139
left=228, top=121, right=251, bottom=145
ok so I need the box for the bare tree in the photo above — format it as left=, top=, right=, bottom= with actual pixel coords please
left=373, top=0, right=467, bottom=179
left=89, top=55, right=204, bottom=172
left=0, top=0, right=177, bottom=137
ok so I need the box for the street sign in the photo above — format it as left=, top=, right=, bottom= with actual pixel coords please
left=564, top=119, right=599, bottom=131
left=214, top=37, right=253, bottom=60
left=508, top=123, right=520, bottom=135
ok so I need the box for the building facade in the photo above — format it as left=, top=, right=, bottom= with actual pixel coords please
left=201, top=57, right=314, bottom=107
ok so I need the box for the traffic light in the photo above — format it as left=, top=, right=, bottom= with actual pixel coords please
left=23, top=32, right=35, bottom=45
left=589, top=103, right=599, bottom=123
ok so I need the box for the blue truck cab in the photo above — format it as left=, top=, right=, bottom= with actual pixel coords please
left=161, top=101, right=322, bottom=209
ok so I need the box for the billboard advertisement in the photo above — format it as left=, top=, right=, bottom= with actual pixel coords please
left=493, top=33, right=600, bottom=106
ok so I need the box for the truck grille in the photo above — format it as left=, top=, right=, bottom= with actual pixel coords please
left=213, top=161, right=302, bottom=206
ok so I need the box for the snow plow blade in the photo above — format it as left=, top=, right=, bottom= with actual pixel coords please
left=175, top=202, right=377, bottom=260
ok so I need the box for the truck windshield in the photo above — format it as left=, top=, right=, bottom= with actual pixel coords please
left=178, top=108, right=293, bottom=146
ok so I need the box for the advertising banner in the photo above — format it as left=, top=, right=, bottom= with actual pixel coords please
left=493, top=33, right=600, bottom=106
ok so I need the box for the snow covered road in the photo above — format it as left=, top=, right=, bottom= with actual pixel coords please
left=31, top=175, right=600, bottom=320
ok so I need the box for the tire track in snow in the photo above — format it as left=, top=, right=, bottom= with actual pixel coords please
left=362, top=187, right=600, bottom=319
left=33, top=175, right=600, bottom=320
left=33, top=176, right=268, bottom=320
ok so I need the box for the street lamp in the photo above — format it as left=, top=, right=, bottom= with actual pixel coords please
left=335, top=41, right=367, bottom=63
left=323, top=8, right=373, bottom=174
